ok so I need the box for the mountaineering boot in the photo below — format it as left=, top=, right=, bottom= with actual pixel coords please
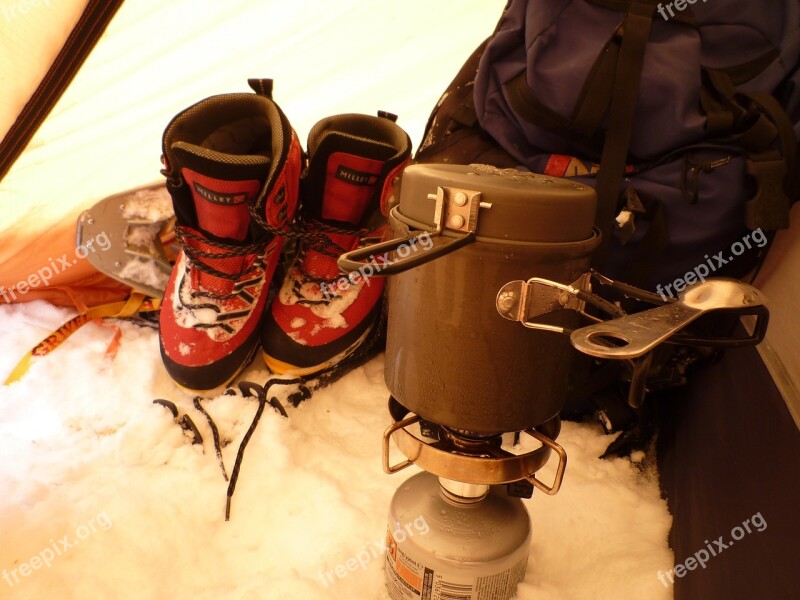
left=159, top=85, right=302, bottom=391
left=261, top=113, right=411, bottom=377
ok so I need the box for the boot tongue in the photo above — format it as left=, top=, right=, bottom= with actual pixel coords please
left=171, top=142, right=269, bottom=241
left=305, top=132, right=392, bottom=227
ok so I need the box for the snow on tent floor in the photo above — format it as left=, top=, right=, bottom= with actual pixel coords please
left=0, top=301, right=673, bottom=599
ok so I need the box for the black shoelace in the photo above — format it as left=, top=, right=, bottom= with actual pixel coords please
left=192, top=378, right=309, bottom=521
left=175, top=226, right=270, bottom=302
left=287, top=219, right=376, bottom=305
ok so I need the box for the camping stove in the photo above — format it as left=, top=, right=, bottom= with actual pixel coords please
left=333, top=164, right=592, bottom=599
left=335, top=165, right=774, bottom=599
left=382, top=396, right=566, bottom=600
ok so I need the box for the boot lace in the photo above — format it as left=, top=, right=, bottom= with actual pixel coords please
left=175, top=227, right=271, bottom=302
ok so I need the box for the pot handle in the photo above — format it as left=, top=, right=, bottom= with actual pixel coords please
left=337, top=230, right=475, bottom=276
left=523, top=427, right=568, bottom=496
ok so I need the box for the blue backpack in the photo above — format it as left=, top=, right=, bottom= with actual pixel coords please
left=414, top=0, right=799, bottom=452
left=419, top=0, right=800, bottom=291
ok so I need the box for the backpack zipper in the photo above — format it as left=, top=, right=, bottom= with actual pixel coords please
left=680, top=154, right=734, bottom=204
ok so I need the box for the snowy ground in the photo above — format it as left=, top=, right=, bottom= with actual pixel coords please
left=0, top=301, right=673, bottom=599
left=2, top=1, right=674, bottom=596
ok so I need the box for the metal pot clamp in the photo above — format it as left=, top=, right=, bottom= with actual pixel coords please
left=497, top=271, right=769, bottom=408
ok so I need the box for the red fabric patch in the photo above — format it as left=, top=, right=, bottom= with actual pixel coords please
left=181, top=168, right=260, bottom=241
left=543, top=154, right=574, bottom=177
left=321, top=152, right=384, bottom=225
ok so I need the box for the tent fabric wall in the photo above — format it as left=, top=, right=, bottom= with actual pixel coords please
left=657, top=338, right=800, bottom=599
left=0, top=0, right=505, bottom=306
left=753, top=202, right=800, bottom=428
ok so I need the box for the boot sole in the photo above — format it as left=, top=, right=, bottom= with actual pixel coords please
left=262, top=324, right=374, bottom=377
left=160, top=327, right=262, bottom=393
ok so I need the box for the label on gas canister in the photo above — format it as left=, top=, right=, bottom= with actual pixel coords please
left=384, top=529, right=528, bottom=600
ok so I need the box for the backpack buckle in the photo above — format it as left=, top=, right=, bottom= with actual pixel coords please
left=745, top=152, right=790, bottom=230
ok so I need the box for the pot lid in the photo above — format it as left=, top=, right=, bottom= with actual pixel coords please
left=395, top=163, right=597, bottom=243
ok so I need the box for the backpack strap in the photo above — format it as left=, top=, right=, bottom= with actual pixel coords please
left=618, top=187, right=669, bottom=286
left=744, top=96, right=796, bottom=232
left=587, top=0, right=697, bottom=26
left=702, top=68, right=797, bottom=230
left=508, top=0, right=660, bottom=267
left=506, top=23, right=623, bottom=140
left=716, top=50, right=781, bottom=86
left=592, top=0, right=658, bottom=265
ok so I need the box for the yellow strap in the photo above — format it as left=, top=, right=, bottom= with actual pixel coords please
left=3, top=293, right=161, bottom=385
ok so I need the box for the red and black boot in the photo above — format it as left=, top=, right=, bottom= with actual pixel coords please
left=159, top=83, right=301, bottom=391
left=261, top=113, right=411, bottom=378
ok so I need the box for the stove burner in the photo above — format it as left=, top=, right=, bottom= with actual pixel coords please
left=383, top=396, right=567, bottom=495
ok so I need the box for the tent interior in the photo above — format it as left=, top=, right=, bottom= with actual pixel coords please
left=1, top=1, right=798, bottom=599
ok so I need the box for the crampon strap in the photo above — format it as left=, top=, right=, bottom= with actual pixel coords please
left=3, top=292, right=161, bottom=385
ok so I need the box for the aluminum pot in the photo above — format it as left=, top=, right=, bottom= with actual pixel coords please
left=339, top=163, right=599, bottom=433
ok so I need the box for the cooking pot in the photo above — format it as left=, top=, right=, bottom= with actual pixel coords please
left=339, top=163, right=600, bottom=433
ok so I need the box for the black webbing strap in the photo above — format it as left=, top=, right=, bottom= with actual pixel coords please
left=702, top=68, right=796, bottom=230
left=587, top=0, right=696, bottom=26
left=700, top=68, right=740, bottom=135
left=745, top=150, right=791, bottom=230
left=571, top=29, right=623, bottom=137
left=743, top=90, right=800, bottom=204
left=591, top=1, right=658, bottom=267
left=717, top=49, right=781, bottom=86
left=506, top=72, right=575, bottom=136
left=506, top=27, right=623, bottom=140
left=620, top=189, right=669, bottom=286
left=742, top=90, right=797, bottom=230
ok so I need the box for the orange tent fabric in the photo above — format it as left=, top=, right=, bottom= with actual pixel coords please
left=0, top=218, right=129, bottom=308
